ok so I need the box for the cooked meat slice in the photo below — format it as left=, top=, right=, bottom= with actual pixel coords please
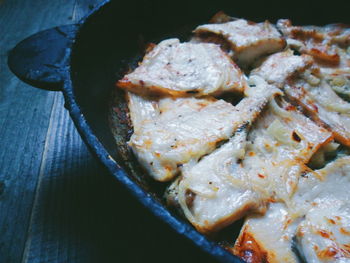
left=277, top=19, right=350, bottom=46
left=292, top=157, right=350, bottom=263
left=240, top=96, right=332, bottom=203
left=285, top=76, right=350, bottom=147
left=194, top=19, right=286, bottom=68
left=237, top=76, right=282, bottom=125
left=296, top=205, right=350, bottom=263
left=251, top=47, right=350, bottom=147
left=232, top=203, right=300, bottom=263
left=277, top=19, right=350, bottom=68
left=174, top=127, right=267, bottom=234
left=249, top=96, right=333, bottom=164
left=117, top=38, right=246, bottom=97
left=291, top=157, right=350, bottom=216
left=277, top=19, right=337, bottom=64
left=251, top=50, right=314, bottom=88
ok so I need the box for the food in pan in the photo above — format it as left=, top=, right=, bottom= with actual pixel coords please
left=115, top=12, right=350, bottom=263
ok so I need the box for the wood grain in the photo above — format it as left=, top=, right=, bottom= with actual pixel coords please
left=0, top=0, right=101, bottom=262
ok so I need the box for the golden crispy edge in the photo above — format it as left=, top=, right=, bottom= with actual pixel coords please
left=230, top=225, right=272, bottom=263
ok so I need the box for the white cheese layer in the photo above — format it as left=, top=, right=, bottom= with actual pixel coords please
left=241, top=96, right=332, bottom=204
left=277, top=19, right=350, bottom=70
left=194, top=19, right=285, bottom=67
left=233, top=203, right=300, bottom=263
left=233, top=157, right=350, bottom=263
left=164, top=78, right=281, bottom=231
left=126, top=92, right=159, bottom=133
left=251, top=50, right=313, bottom=87
left=294, top=157, right=350, bottom=263
left=176, top=128, right=266, bottom=233
left=117, top=38, right=246, bottom=97
left=296, top=205, right=350, bottom=263
left=250, top=47, right=350, bottom=147
left=166, top=85, right=331, bottom=233
left=285, top=77, right=350, bottom=147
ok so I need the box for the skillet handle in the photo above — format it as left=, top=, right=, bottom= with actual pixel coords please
left=8, top=24, right=79, bottom=91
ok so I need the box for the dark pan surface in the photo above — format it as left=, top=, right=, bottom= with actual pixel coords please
left=68, top=0, right=350, bottom=261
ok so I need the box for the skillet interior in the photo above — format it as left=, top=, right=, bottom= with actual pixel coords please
left=69, top=0, right=350, bottom=260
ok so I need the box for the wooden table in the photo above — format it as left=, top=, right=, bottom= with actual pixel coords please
left=0, top=1, right=218, bottom=262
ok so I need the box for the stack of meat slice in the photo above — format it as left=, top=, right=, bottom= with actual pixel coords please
left=166, top=88, right=332, bottom=234
left=116, top=12, right=350, bottom=263
left=118, top=39, right=261, bottom=181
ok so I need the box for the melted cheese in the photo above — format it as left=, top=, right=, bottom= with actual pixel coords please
left=251, top=50, right=313, bottom=87
left=233, top=157, right=350, bottom=263
left=166, top=94, right=331, bottom=232
left=277, top=19, right=350, bottom=69
left=285, top=78, right=350, bottom=147
left=293, top=157, right=350, bottom=263
left=194, top=19, right=285, bottom=67
left=126, top=92, right=159, bottom=132
left=241, top=96, right=332, bottom=204
left=176, top=128, right=266, bottom=233
left=164, top=77, right=282, bottom=231
left=233, top=203, right=300, bottom=263
left=296, top=205, right=350, bottom=263
left=117, top=38, right=246, bottom=97
left=250, top=45, right=350, bottom=147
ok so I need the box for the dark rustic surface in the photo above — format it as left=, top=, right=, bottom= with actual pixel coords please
left=0, top=1, right=218, bottom=262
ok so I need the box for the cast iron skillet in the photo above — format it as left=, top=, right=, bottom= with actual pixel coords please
left=8, top=0, right=350, bottom=262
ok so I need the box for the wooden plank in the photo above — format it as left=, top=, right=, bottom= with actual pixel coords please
left=0, top=0, right=93, bottom=262
left=22, top=93, right=99, bottom=263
